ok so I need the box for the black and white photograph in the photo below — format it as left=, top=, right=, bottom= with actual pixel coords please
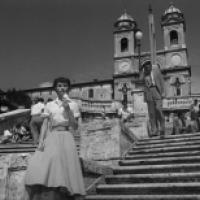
left=0, top=0, right=200, bottom=199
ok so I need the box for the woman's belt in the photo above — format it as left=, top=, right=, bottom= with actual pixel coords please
left=51, top=126, right=69, bottom=131
left=149, top=85, right=156, bottom=88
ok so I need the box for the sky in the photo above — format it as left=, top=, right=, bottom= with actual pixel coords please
left=0, top=0, right=199, bottom=92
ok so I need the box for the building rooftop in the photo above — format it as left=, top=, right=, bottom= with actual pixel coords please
left=164, top=2, right=182, bottom=15
left=117, top=11, right=135, bottom=22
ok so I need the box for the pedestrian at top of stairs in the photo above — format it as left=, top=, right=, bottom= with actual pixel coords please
left=118, top=100, right=134, bottom=123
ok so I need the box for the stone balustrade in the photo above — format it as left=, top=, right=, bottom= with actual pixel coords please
left=80, top=99, right=115, bottom=113
left=163, top=97, right=193, bottom=109
left=163, top=96, right=193, bottom=110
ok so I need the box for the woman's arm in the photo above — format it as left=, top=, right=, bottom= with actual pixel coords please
left=37, top=118, right=48, bottom=151
left=67, top=109, right=78, bottom=130
left=63, top=100, right=78, bottom=130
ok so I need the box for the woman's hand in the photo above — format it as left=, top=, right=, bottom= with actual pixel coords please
left=37, top=142, right=45, bottom=152
left=62, top=99, right=71, bottom=111
left=41, top=112, right=50, bottom=119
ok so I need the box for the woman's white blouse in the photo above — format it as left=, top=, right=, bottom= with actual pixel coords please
left=44, top=98, right=80, bottom=124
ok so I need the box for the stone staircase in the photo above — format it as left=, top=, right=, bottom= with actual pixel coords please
left=86, top=132, right=200, bottom=200
left=0, top=134, right=80, bottom=154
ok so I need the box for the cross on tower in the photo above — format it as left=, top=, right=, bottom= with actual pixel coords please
left=172, top=77, right=182, bottom=96
left=118, top=83, right=131, bottom=106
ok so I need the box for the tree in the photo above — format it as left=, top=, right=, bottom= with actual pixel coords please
left=6, top=89, right=32, bottom=109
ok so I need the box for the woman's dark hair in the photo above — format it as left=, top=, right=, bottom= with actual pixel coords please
left=38, top=97, right=44, bottom=103
left=53, top=77, right=71, bottom=89
left=47, top=98, right=53, bottom=102
left=194, top=99, right=198, bottom=104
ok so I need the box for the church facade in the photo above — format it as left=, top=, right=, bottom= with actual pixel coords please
left=23, top=3, right=195, bottom=114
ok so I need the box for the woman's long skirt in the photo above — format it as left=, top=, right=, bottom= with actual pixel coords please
left=24, top=129, right=85, bottom=200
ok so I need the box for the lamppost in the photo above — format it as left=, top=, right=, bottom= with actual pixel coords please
left=188, top=78, right=191, bottom=96
left=135, top=29, right=143, bottom=71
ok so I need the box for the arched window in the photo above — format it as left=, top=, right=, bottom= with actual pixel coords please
left=170, top=30, right=178, bottom=45
left=88, top=88, right=94, bottom=98
left=121, top=38, right=128, bottom=52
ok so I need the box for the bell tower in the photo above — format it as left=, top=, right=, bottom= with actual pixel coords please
left=161, top=2, right=186, bottom=51
left=161, top=3, right=191, bottom=97
left=113, top=11, right=137, bottom=75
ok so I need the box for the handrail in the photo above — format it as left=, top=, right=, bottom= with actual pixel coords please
left=0, top=109, right=30, bottom=120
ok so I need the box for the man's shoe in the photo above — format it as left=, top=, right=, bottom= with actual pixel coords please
left=150, top=130, right=159, bottom=137
left=160, top=130, right=165, bottom=139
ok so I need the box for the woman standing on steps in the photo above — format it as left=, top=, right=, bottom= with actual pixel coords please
left=24, top=77, right=85, bottom=200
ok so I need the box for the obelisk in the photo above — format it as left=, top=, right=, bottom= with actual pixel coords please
left=148, top=5, right=157, bottom=66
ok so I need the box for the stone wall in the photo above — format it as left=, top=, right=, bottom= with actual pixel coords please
left=128, top=114, right=149, bottom=139
left=80, top=118, right=137, bottom=161
left=80, top=118, right=120, bottom=160
left=0, top=153, right=32, bottom=200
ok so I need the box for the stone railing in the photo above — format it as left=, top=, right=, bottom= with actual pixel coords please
left=80, top=99, right=114, bottom=113
left=0, top=109, right=31, bottom=135
left=163, top=96, right=193, bottom=110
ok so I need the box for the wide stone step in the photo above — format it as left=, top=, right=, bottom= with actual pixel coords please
left=128, top=144, right=200, bottom=155
left=0, top=148, right=36, bottom=154
left=136, top=136, right=200, bottom=146
left=105, top=172, right=200, bottom=184
left=86, top=194, right=200, bottom=200
left=96, top=183, right=200, bottom=195
left=113, top=163, right=200, bottom=174
left=119, top=155, right=200, bottom=166
left=140, top=132, right=200, bottom=142
left=0, top=143, right=37, bottom=149
left=0, top=143, right=80, bottom=154
left=125, top=150, right=200, bottom=160
left=133, top=140, right=200, bottom=150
